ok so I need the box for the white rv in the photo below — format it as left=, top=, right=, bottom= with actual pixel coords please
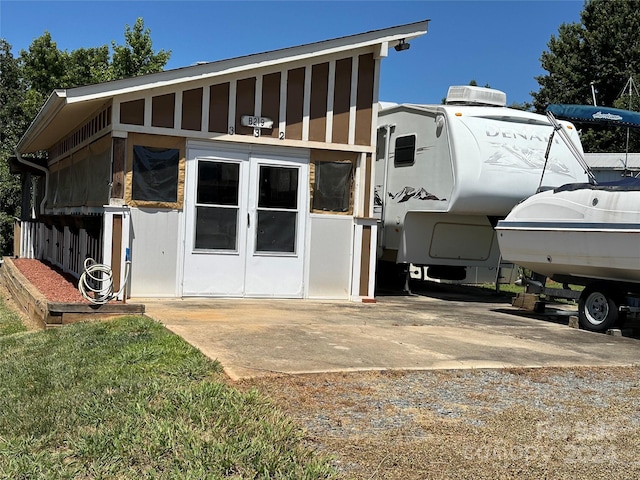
left=375, top=86, right=589, bottom=283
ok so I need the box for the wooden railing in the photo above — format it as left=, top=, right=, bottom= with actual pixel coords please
left=17, top=219, right=103, bottom=279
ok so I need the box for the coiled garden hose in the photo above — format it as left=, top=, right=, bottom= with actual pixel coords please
left=79, top=257, right=131, bottom=304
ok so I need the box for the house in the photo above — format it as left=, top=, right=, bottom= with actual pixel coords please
left=10, top=20, right=428, bottom=301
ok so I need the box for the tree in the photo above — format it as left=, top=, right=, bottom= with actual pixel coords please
left=19, top=18, right=171, bottom=118
left=19, top=32, right=69, bottom=121
left=508, top=101, right=533, bottom=112
left=0, top=40, right=25, bottom=255
left=110, top=18, right=171, bottom=80
left=532, top=0, right=640, bottom=152
left=65, top=45, right=111, bottom=87
left=0, top=18, right=171, bottom=255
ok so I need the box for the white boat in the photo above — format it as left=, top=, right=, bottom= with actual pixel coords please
left=496, top=178, right=640, bottom=285
left=496, top=104, right=640, bottom=331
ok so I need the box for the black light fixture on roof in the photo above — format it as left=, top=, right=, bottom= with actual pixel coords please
left=394, top=39, right=410, bottom=52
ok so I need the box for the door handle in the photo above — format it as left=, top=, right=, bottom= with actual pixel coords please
left=247, top=213, right=250, bottom=227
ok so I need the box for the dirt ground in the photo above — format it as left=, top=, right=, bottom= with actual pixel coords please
left=240, top=366, right=640, bottom=479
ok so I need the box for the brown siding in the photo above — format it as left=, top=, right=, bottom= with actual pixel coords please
left=111, top=215, right=123, bottom=292
left=359, top=225, right=371, bottom=296
left=261, top=72, right=281, bottom=139
left=120, top=99, right=145, bottom=126
left=355, top=53, right=375, bottom=146
left=235, top=77, right=256, bottom=136
left=286, top=67, right=305, bottom=140
left=309, top=63, right=329, bottom=142
left=181, top=87, right=203, bottom=131
left=111, top=137, right=126, bottom=199
left=363, top=153, right=372, bottom=217
left=332, top=58, right=352, bottom=144
left=151, top=93, right=175, bottom=128
left=209, top=83, right=230, bottom=134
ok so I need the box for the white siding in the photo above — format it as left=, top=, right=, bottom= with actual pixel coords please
left=129, top=208, right=181, bottom=296
left=307, top=215, right=353, bottom=299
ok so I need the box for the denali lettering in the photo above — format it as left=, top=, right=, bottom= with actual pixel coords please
left=486, top=127, right=549, bottom=143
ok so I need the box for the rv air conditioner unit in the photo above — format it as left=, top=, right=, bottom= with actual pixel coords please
left=445, top=86, right=507, bottom=107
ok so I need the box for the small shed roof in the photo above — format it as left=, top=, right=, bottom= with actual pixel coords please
left=17, top=20, right=429, bottom=154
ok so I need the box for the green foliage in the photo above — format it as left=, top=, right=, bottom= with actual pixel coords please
left=533, top=0, right=640, bottom=152
left=0, top=40, right=23, bottom=255
left=0, top=296, right=26, bottom=336
left=0, top=316, right=335, bottom=478
left=508, top=101, right=533, bottom=112
left=19, top=17, right=171, bottom=98
left=19, top=32, right=67, bottom=95
left=0, top=18, right=171, bottom=254
left=64, top=45, right=111, bottom=87
left=110, top=18, right=172, bottom=80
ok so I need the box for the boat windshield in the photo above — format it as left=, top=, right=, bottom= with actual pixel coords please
left=554, top=176, right=640, bottom=193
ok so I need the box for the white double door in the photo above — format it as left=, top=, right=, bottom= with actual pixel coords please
left=182, top=146, right=308, bottom=297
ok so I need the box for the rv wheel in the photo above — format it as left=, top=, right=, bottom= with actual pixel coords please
left=578, top=284, right=620, bottom=332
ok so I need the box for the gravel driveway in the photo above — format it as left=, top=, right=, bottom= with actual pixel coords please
left=241, top=366, right=640, bottom=479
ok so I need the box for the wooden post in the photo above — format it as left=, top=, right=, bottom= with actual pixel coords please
left=359, top=225, right=372, bottom=296
left=111, top=215, right=123, bottom=298
left=13, top=219, right=21, bottom=257
left=111, top=138, right=126, bottom=199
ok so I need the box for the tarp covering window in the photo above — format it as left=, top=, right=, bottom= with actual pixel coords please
left=46, top=137, right=111, bottom=210
left=132, top=146, right=180, bottom=203
left=312, top=161, right=352, bottom=212
left=309, top=149, right=357, bottom=215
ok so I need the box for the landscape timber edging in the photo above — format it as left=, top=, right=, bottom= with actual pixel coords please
left=0, top=257, right=145, bottom=328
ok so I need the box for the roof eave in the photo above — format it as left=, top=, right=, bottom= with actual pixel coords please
left=16, top=90, right=67, bottom=154
left=66, top=19, right=429, bottom=104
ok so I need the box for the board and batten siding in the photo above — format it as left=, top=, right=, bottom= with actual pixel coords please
left=114, top=52, right=377, bottom=150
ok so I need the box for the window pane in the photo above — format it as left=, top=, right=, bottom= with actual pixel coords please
left=256, top=210, right=296, bottom=253
left=394, top=135, right=416, bottom=166
left=132, top=146, right=180, bottom=202
left=258, top=166, right=298, bottom=209
left=312, top=161, right=352, bottom=212
left=195, top=206, right=237, bottom=250
left=197, top=162, right=239, bottom=205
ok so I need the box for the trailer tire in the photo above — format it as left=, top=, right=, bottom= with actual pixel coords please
left=578, top=283, right=620, bottom=332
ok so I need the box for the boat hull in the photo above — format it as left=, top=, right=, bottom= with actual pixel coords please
left=496, top=186, right=640, bottom=285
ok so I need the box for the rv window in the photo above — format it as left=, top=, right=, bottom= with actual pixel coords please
left=132, top=146, right=180, bottom=202
left=312, top=161, right=353, bottom=212
left=394, top=135, right=416, bottom=166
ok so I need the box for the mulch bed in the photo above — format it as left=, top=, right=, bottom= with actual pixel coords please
left=12, top=258, right=89, bottom=304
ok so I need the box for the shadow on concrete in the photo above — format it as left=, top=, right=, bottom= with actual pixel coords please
left=376, top=279, right=517, bottom=304
left=493, top=307, right=576, bottom=327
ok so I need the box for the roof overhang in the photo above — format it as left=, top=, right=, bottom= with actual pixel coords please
left=17, top=90, right=110, bottom=153
left=8, top=155, right=48, bottom=176
left=16, top=20, right=429, bottom=154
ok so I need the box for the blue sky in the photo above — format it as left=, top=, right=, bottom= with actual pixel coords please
left=0, top=0, right=583, bottom=105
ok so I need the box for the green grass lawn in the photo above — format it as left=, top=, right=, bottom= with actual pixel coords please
left=0, top=299, right=335, bottom=479
left=0, top=298, right=27, bottom=337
